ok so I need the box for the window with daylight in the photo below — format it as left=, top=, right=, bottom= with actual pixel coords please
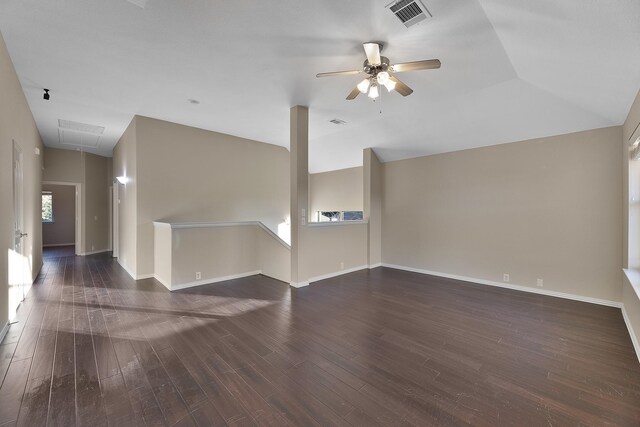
left=315, top=211, right=364, bottom=222
left=42, top=191, right=53, bottom=223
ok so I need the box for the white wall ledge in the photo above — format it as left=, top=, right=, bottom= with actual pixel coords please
left=623, top=269, right=640, bottom=301
left=153, top=220, right=290, bottom=249
left=307, top=220, right=368, bottom=227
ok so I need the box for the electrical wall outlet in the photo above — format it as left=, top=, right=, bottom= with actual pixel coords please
left=94, top=215, right=98, bottom=221
left=195, top=272, right=201, bottom=280
left=91, top=245, right=95, bottom=251
left=340, top=262, right=344, bottom=270
left=503, top=273, right=510, bottom=282
left=537, top=279, right=544, bottom=287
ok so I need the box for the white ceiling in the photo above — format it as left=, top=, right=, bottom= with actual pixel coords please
left=1, top=0, right=639, bottom=172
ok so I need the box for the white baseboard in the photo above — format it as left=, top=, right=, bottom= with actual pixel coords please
left=369, top=263, right=382, bottom=269
left=290, top=281, right=310, bottom=288
left=43, top=243, right=75, bottom=247
left=154, top=275, right=171, bottom=290
left=79, top=249, right=110, bottom=256
left=0, top=321, right=9, bottom=344
left=289, top=264, right=379, bottom=289
left=118, top=259, right=136, bottom=280
left=308, top=265, right=370, bottom=284
left=170, top=270, right=262, bottom=291
left=622, top=305, right=640, bottom=364
left=381, top=263, right=622, bottom=308
left=136, top=273, right=154, bottom=280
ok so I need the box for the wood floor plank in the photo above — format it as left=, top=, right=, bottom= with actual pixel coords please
left=0, top=358, right=32, bottom=425
left=7, top=249, right=640, bottom=426
left=48, top=350, right=76, bottom=427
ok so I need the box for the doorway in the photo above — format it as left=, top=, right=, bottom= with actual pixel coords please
left=9, top=141, right=27, bottom=322
left=42, top=181, right=82, bottom=256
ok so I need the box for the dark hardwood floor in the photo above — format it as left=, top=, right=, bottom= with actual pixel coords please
left=1, top=251, right=639, bottom=426
left=42, top=245, right=75, bottom=258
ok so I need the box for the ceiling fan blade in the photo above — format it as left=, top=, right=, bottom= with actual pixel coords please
left=363, top=42, right=381, bottom=66
left=316, top=70, right=362, bottom=78
left=391, top=59, right=441, bottom=73
left=346, top=86, right=360, bottom=100
left=389, top=76, right=413, bottom=96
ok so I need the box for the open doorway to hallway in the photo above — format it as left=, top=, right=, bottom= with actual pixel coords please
left=41, top=181, right=81, bottom=257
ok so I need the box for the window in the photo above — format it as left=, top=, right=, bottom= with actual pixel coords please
left=315, top=211, right=364, bottom=222
left=343, top=211, right=364, bottom=221
left=42, top=191, right=53, bottom=223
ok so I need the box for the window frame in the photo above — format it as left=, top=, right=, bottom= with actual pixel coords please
left=42, top=191, right=54, bottom=223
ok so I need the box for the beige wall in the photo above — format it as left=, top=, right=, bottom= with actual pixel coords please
left=258, top=227, right=291, bottom=283
left=0, top=30, right=44, bottom=325
left=43, top=148, right=110, bottom=255
left=172, top=226, right=259, bottom=287
left=383, top=126, right=623, bottom=302
left=153, top=222, right=290, bottom=289
left=113, top=119, right=137, bottom=277
left=290, top=106, right=309, bottom=285
left=42, top=184, right=75, bottom=246
left=112, top=116, right=290, bottom=278
left=153, top=223, right=172, bottom=286
left=309, top=167, right=363, bottom=219
left=364, top=149, right=382, bottom=266
left=43, top=147, right=82, bottom=182
left=84, top=151, right=110, bottom=252
left=301, top=223, right=369, bottom=281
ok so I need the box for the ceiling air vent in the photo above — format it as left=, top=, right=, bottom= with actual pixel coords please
left=388, top=0, right=432, bottom=28
left=58, top=119, right=104, bottom=135
left=329, top=119, right=347, bottom=125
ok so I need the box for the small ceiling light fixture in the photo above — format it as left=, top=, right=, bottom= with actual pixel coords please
left=357, top=79, right=370, bottom=94
left=376, top=71, right=390, bottom=85
left=368, top=84, right=379, bottom=100
left=43, top=89, right=50, bottom=100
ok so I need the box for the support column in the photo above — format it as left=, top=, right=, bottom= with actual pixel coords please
left=290, top=106, right=309, bottom=287
left=364, top=148, right=382, bottom=267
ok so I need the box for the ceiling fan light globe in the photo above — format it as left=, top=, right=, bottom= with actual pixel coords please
left=384, top=79, right=396, bottom=92
left=368, top=85, right=379, bottom=99
left=376, top=71, right=390, bottom=85
left=357, top=79, right=370, bottom=94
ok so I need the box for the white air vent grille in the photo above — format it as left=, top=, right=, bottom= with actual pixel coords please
left=388, top=0, right=431, bottom=28
left=58, top=119, right=104, bottom=135
left=329, top=119, right=347, bottom=125
left=58, top=129, right=101, bottom=148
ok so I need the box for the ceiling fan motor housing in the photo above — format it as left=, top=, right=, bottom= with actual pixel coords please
left=363, top=56, right=390, bottom=77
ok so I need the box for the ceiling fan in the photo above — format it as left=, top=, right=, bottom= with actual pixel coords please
left=316, top=42, right=441, bottom=100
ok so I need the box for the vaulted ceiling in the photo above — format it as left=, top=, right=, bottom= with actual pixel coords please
left=1, top=0, right=639, bottom=172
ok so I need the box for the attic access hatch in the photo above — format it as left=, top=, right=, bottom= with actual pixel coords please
left=58, top=119, right=105, bottom=148
left=387, top=0, right=432, bottom=28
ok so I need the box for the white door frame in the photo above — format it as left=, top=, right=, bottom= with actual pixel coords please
left=10, top=140, right=26, bottom=322
left=42, top=181, right=82, bottom=255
